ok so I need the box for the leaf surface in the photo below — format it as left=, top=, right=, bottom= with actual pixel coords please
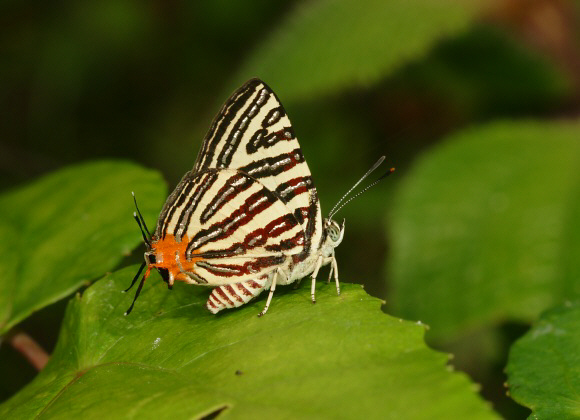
left=0, top=161, right=166, bottom=335
left=0, top=267, right=497, bottom=419
left=231, top=0, right=487, bottom=102
left=506, top=301, right=580, bottom=419
left=388, top=120, right=580, bottom=340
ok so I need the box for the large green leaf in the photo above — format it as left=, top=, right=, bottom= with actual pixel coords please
left=388, top=120, right=580, bottom=341
left=231, top=0, right=486, bottom=102
left=383, top=26, right=570, bottom=119
left=0, top=161, right=166, bottom=335
left=506, top=301, right=580, bottom=419
left=0, top=266, right=498, bottom=419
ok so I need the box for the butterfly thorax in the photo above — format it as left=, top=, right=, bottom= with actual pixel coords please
left=145, top=234, right=204, bottom=287
left=285, top=218, right=344, bottom=283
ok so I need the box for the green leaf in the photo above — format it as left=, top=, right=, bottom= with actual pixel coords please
left=232, top=0, right=486, bottom=102
left=384, top=26, right=570, bottom=119
left=0, top=266, right=498, bottom=419
left=388, top=120, right=580, bottom=341
left=0, top=161, right=166, bottom=335
left=506, top=301, right=580, bottom=419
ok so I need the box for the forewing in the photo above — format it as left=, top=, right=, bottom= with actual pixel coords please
left=194, top=78, right=323, bottom=256
left=155, top=169, right=305, bottom=285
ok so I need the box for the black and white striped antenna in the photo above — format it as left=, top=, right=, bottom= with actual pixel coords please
left=328, top=157, right=395, bottom=220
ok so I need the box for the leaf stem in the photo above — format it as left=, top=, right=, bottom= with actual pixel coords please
left=8, top=330, right=50, bottom=371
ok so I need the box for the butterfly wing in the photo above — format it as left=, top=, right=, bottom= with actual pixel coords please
left=154, top=169, right=305, bottom=285
left=194, top=79, right=323, bottom=257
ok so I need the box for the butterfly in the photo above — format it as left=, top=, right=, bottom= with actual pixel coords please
left=125, top=78, right=393, bottom=316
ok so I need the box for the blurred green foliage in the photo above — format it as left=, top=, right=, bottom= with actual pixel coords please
left=507, top=301, right=580, bottom=419
left=1, top=0, right=579, bottom=418
left=389, top=120, right=580, bottom=339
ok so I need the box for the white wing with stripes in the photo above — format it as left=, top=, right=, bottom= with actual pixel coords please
left=193, top=79, right=323, bottom=255
left=129, top=78, right=341, bottom=316
left=154, top=169, right=305, bottom=285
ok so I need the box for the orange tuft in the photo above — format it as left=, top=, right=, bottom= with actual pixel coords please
left=149, top=234, right=201, bottom=283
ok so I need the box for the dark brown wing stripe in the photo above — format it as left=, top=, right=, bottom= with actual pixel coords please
left=239, top=148, right=304, bottom=179
left=156, top=171, right=196, bottom=238
left=197, top=255, right=286, bottom=278
left=199, top=172, right=253, bottom=224
left=198, top=245, right=246, bottom=259
left=264, top=230, right=305, bottom=252
left=171, top=171, right=218, bottom=240
left=196, top=80, right=260, bottom=171
left=216, top=87, right=269, bottom=168
left=198, top=213, right=302, bottom=258
left=186, top=187, right=278, bottom=256
left=274, top=176, right=314, bottom=203
left=292, top=195, right=319, bottom=263
left=246, top=127, right=295, bottom=154
left=262, top=106, right=285, bottom=127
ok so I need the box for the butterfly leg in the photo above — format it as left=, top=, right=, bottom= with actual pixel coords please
left=331, top=254, right=340, bottom=295
left=258, top=268, right=289, bottom=317
left=310, top=256, right=323, bottom=304
left=206, top=275, right=270, bottom=314
left=327, top=262, right=334, bottom=283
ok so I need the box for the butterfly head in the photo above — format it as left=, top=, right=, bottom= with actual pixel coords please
left=324, top=218, right=345, bottom=248
left=125, top=192, right=172, bottom=315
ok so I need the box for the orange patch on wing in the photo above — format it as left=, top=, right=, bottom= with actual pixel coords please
left=150, top=234, right=201, bottom=283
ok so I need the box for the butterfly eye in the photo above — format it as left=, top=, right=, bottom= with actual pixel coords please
left=328, top=225, right=340, bottom=241
left=145, top=252, right=157, bottom=265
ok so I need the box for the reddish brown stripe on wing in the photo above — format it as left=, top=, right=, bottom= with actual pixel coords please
left=200, top=173, right=253, bottom=224
left=198, top=213, right=302, bottom=258
left=215, top=287, right=235, bottom=307
left=206, top=275, right=269, bottom=313
left=265, top=231, right=305, bottom=252
left=275, top=176, right=314, bottom=204
left=207, top=296, right=219, bottom=309
left=209, top=292, right=224, bottom=306
left=247, top=280, right=263, bottom=289
left=187, top=187, right=278, bottom=254
left=225, top=285, right=244, bottom=303
left=197, top=256, right=286, bottom=278
left=237, top=282, right=253, bottom=297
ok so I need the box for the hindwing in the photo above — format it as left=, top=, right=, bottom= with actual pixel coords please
left=155, top=169, right=305, bottom=285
